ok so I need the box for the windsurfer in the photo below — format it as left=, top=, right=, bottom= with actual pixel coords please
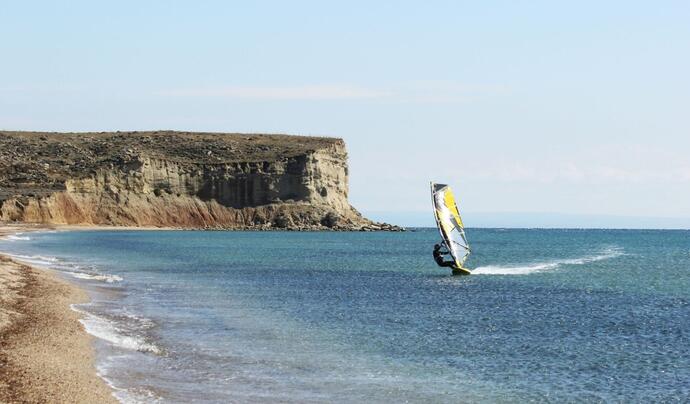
left=433, top=243, right=456, bottom=268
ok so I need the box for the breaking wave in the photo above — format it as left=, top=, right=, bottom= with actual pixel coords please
left=4, top=234, right=31, bottom=241
left=72, top=306, right=162, bottom=355
left=70, top=272, right=124, bottom=283
left=473, top=247, right=624, bottom=275
left=3, top=253, right=124, bottom=284
left=3, top=253, right=60, bottom=267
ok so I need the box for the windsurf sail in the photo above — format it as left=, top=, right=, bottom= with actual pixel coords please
left=431, top=182, right=471, bottom=269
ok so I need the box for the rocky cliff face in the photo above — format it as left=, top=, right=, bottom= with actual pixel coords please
left=0, top=131, right=399, bottom=230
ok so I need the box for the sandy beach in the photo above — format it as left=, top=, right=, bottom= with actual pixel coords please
left=0, top=225, right=116, bottom=403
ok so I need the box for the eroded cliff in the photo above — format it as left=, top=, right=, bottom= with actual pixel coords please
left=0, top=131, right=399, bottom=230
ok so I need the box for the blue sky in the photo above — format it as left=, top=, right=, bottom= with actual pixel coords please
left=2, top=1, right=689, bottom=227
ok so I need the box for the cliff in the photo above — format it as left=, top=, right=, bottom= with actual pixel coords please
left=0, top=131, right=400, bottom=230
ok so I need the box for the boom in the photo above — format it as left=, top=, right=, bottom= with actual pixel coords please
left=430, top=182, right=471, bottom=271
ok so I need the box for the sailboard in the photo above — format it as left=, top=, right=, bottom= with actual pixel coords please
left=430, top=182, right=472, bottom=275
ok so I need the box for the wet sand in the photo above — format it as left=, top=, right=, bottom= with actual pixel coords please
left=0, top=225, right=116, bottom=403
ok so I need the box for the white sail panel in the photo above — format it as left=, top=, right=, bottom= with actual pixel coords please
left=431, top=182, right=471, bottom=269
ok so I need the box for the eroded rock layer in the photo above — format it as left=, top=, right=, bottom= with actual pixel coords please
left=0, top=131, right=399, bottom=230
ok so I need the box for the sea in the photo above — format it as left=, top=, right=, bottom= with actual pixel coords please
left=1, top=229, right=688, bottom=403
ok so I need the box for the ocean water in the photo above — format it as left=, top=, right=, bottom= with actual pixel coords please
left=1, top=229, right=689, bottom=403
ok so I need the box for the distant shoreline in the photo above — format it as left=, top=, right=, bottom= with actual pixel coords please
left=0, top=225, right=116, bottom=402
left=0, top=222, right=405, bottom=232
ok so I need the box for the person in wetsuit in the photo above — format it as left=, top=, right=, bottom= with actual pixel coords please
left=433, top=243, right=456, bottom=268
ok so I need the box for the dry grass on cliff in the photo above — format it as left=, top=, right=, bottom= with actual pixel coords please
left=0, top=130, right=340, bottom=163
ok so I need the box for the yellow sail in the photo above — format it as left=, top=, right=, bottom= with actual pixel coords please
left=431, top=182, right=471, bottom=272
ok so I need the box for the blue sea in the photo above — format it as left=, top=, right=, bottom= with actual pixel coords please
left=1, top=229, right=688, bottom=403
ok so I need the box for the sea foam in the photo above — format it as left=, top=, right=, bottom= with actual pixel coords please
left=72, top=307, right=161, bottom=355
left=70, top=272, right=124, bottom=283
left=4, top=253, right=124, bottom=284
left=4, top=253, right=60, bottom=267
left=4, top=234, right=31, bottom=241
left=473, top=247, right=624, bottom=275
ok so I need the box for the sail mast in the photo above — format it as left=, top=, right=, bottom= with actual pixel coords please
left=430, top=182, right=471, bottom=270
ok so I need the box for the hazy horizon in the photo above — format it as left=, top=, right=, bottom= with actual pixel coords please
left=2, top=1, right=688, bottom=228
left=365, top=210, right=690, bottom=229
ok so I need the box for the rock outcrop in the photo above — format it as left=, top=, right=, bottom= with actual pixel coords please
left=0, top=131, right=401, bottom=230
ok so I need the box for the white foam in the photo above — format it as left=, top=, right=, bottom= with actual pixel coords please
left=472, top=262, right=558, bottom=275
left=4, top=253, right=123, bottom=284
left=72, top=307, right=161, bottom=354
left=112, top=386, right=164, bottom=404
left=95, top=360, right=164, bottom=404
left=4, top=253, right=60, bottom=267
left=120, top=311, right=157, bottom=329
left=70, top=272, right=124, bottom=283
left=473, top=247, right=624, bottom=275
left=4, top=234, right=31, bottom=241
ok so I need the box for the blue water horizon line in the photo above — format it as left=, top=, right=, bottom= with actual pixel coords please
left=365, top=210, right=690, bottom=230
left=410, top=227, right=690, bottom=231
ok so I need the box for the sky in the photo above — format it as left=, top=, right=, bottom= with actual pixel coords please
left=1, top=1, right=689, bottom=227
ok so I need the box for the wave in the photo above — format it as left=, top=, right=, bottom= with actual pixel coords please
left=3, top=253, right=60, bottom=267
left=4, top=253, right=124, bottom=284
left=70, top=272, right=123, bottom=283
left=472, top=247, right=624, bottom=275
left=4, top=234, right=31, bottom=241
left=112, top=387, right=164, bottom=404
left=72, top=306, right=161, bottom=355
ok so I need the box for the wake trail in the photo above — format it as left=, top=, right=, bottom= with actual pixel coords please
left=472, top=247, right=624, bottom=275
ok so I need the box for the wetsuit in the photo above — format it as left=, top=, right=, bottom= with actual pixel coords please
left=433, top=243, right=456, bottom=268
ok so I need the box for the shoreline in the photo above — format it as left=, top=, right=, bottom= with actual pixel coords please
left=0, top=226, right=116, bottom=403
left=0, top=221, right=405, bottom=233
